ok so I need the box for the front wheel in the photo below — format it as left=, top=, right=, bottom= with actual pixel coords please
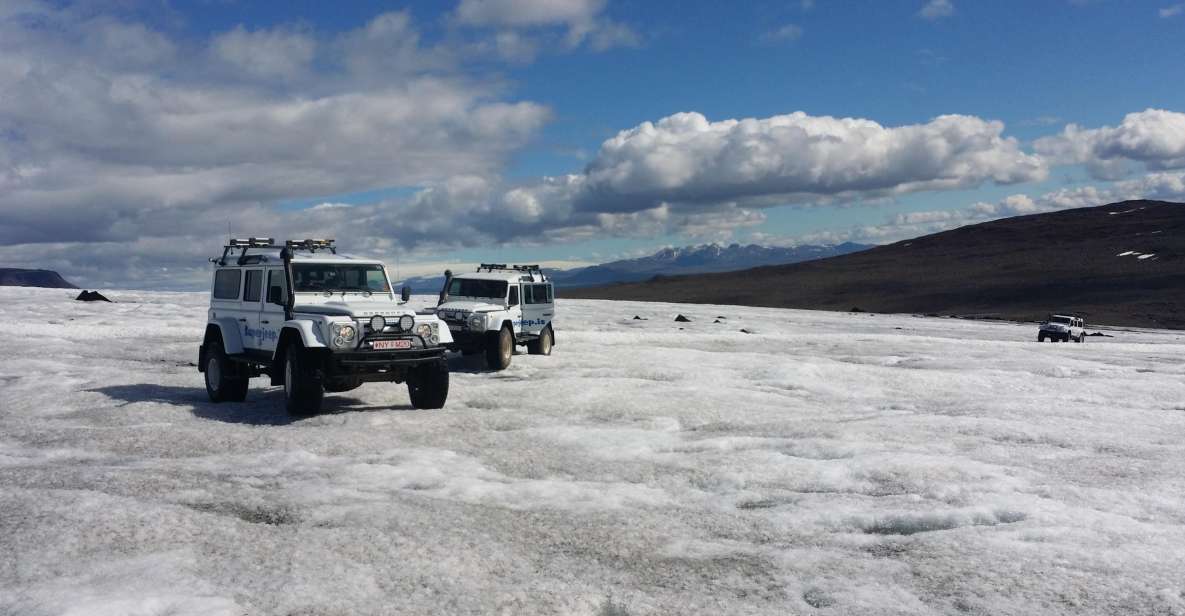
left=527, top=326, right=553, bottom=356
left=408, top=360, right=449, bottom=409
left=205, top=340, right=248, bottom=402
left=485, top=326, right=513, bottom=371
left=284, top=343, right=323, bottom=416
left=1038, top=333, right=1046, bottom=343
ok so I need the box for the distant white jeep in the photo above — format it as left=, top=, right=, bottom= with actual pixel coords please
left=432, top=264, right=555, bottom=370
left=1038, top=314, right=1086, bottom=343
left=198, top=238, right=453, bottom=415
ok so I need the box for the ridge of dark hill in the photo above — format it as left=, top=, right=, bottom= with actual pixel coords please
left=400, top=241, right=871, bottom=292
left=0, top=268, right=77, bottom=289
left=564, top=200, right=1185, bottom=329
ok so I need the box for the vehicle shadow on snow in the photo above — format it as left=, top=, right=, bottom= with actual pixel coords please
left=89, top=384, right=410, bottom=426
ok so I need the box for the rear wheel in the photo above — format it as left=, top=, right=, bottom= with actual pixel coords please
left=284, top=343, right=323, bottom=416
left=407, top=360, right=449, bottom=409
left=485, top=326, right=513, bottom=371
left=527, top=326, right=553, bottom=356
left=205, top=340, right=248, bottom=402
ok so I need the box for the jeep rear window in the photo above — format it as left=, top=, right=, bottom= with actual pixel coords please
left=213, top=269, right=241, bottom=300
left=447, top=278, right=507, bottom=299
left=292, top=264, right=390, bottom=293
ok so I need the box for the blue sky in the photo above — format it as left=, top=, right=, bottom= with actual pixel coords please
left=1, top=0, right=1184, bottom=288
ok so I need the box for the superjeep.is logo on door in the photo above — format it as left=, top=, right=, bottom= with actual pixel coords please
left=243, top=325, right=278, bottom=342
left=514, top=319, right=548, bottom=328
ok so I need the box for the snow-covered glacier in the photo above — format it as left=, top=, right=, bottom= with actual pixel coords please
left=2, top=287, right=1184, bottom=615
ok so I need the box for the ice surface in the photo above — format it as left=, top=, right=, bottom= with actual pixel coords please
left=2, top=287, right=1185, bottom=615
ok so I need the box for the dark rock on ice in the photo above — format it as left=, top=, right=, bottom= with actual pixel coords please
left=75, top=290, right=112, bottom=302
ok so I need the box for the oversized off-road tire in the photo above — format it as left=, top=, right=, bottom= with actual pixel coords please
left=1038, top=333, right=1046, bottom=342
left=283, top=342, right=323, bottom=416
left=527, top=325, right=553, bottom=356
left=1078, top=334, right=1085, bottom=343
left=407, top=360, right=449, bottom=409
left=204, top=339, right=249, bottom=403
left=485, top=325, right=513, bottom=371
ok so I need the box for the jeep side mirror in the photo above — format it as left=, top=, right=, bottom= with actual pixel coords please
left=400, top=286, right=411, bottom=302
left=267, top=285, right=284, bottom=305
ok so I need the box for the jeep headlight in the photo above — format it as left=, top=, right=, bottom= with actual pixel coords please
left=331, top=322, right=357, bottom=348
left=416, top=322, right=439, bottom=345
left=467, top=313, right=486, bottom=331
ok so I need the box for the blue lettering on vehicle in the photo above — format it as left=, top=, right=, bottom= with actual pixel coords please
left=513, top=319, right=548, bottom=327
left=243, top=325, right=278, bottom=342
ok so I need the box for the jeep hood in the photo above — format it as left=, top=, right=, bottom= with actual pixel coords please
left=293, top=299, right=414, bottom=318
left=436, top=300, right=504, bottom=313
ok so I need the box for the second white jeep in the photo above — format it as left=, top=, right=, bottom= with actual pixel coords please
left=432, top=264, right=555, bottom=370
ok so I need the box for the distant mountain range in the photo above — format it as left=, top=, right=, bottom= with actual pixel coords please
left=0, top=268, right=77, bottom=289
left=565, top=200, right=1185, bottom=329
left=402, top=242, right=872, bottom=292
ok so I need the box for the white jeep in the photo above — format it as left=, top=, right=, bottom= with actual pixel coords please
left=432, top=264, right=555, bottom=370
left=198, top=238, right=453, bottom=415
left=1038, top=314, right=1086, bottom=343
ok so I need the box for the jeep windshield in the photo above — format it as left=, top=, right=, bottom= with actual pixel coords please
left=447, top=278, right=507, bottom=300
left=292, top=263, right=391, bottom=293
left=1049, top=316, right=1072, bottom=325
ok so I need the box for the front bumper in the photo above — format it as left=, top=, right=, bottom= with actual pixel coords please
left=445, top=329, right=487, bottom=350
left=332, top=347, right=446, bottom=367
left=327, top=333, right=446, bottom=376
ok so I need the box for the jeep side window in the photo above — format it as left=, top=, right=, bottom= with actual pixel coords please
left=508, top=285, right=519, bottom=306
left=213, top=269, right=241, bottom=300
left=267, top=270, right=287, bottom=305
left=527, top=284, right=548, bottom=305
left=546, top=284, right=554, bottom=303
left=243, top=270, right=263, bottom=303
left=366, top=269, right=391, bottom=293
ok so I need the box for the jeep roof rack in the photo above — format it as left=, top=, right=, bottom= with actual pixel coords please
left=213, top=237, right=275, bottom=265
left=476, top=263, right=547, bottom=282
left=212, top=237, right=340, bottom=266
left=285, top=238, right=336, bottom=254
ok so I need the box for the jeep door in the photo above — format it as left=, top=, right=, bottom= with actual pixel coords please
left=521, top=283, right=553, bottom=335
left=240, top=268, right=265, bottom=352
left=211, top=267, right=253, bottom=353
left=507, top=284, right=523, bottom=335
left=257, top=268, right=286, bottom=354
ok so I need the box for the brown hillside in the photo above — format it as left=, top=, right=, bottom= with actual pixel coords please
left=565, top=200, right=1185, bottom=329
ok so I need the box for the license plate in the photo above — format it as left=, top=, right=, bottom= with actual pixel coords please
left=372, top=339, right=412, bottom=350
left=448, top=324, right=462, bottom=331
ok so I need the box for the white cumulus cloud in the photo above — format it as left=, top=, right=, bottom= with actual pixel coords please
left=578, top=111, right=1047, bottom=213
left=1034, top=109, right=1185, bottom=179
left=211, top=25, right=316, bottom=80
